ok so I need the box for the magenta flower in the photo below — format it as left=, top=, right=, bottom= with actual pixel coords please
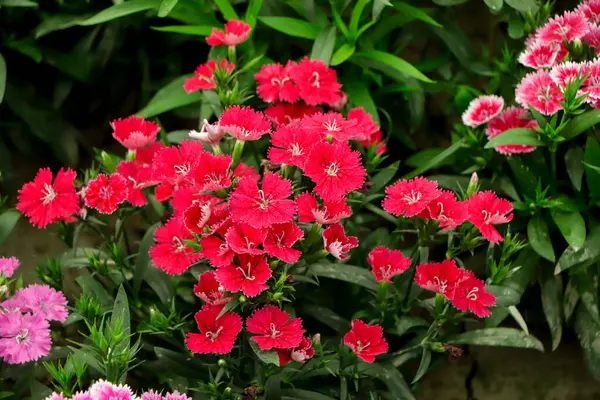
left=13, top=284, right=69, bottom=323
left=0, top=257, right=20, bottom=278
left=0, top=311, right=51, bottom=364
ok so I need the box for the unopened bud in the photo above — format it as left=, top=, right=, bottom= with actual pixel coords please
left=312, top=333, right=321, bottom=345
left=223, top=387, right=232, bottom=395
left=218, top=359, right=227, bottom=368
left=239, top=295, right=247, bottom=303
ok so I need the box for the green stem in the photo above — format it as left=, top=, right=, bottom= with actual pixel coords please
left=402, top=244, right=422, bottom=308
left=231, top=140, right=245, bottom=168
left=550, top=147, right=557, bottom=193
left=227, top=46, right=237, bottom=64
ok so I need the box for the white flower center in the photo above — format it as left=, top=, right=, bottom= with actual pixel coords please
left=467, top=286, right=479, bottom=300
left=401, top=190, right=422, bottom=205
left=325, top=163, right=339, bottom=177
left=269, top=323, right=280, bottom=338
left=15, top=329, right=29, bottom=343
left=311, top=72, right=320, bottom=88
left=236, top=263, right=256, bottom=281
left=205, top=326, right=224, bottom=341
left=41, top=183, right=57, bottom=205
left=323, top=119, right=341, bottom=132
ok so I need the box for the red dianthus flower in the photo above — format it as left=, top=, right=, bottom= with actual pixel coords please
left=277, top=337, right=315, bottom=366
left=296, top=193, right=352, bottom=224
left=267, top=125, right=321, bottom=168
left=367, top=246, right=410, bottom=283
left=451, top=272, right=496, bottom=318
left=246, top=305, right=305, bottom=350
left=290, top=58, right=343, bottom=106
left=194, top=271, right=229, bottom=305
left=219, top=106, right=271, bottom=142
left=215, top=254, right=271, bottom=297
left=343, top=320, right=388, bottom=363
left=263, top=222, right=304, bottom=264
left=322, top=224, right=358, bottom=261
left=84, top=173, right=128, bottom=214
left=110, top=116, right=160, bottom=150
left=467, top=191, right=513, bottom=243
left=206, top=20, right=251, bottom=47
left=382, top=177, right=441, bottom=218
left=185, top=304, right=242, bottom=354
left=415, top=259, right=463, bottom=299
left=255, top=62, right=300, bottom=103
left=149, top=218, right=202, bottom=275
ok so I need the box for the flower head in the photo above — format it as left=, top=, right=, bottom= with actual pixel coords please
left=277, top=336, right=315, bottom=366
left=302, top=112, right=358, bottom=141
left=582, top=59, right=600, bottom=100
left=116, top=161, right=154, bottom=207
left=192, top=153, right=232, bottom=192
left=263, top=222, right=304, bottom=264
left=215, top=254, right=271, bottom=297
left=17, top=168, right=80, bottom=228
left=322, top=223, right=358, bottom=261
left=359, top=131, right=387, bottom=155
left=382, top=177, right=441, bottom=217
left=537, top=11, right=590, bottom=45
left=152, top=141, right=205, bottom=202
left=225, top=223, right=266, bottom=255
left=347, top=107, right=380, bottom=141
left=518, top=42, right=560, bottom=69
left=200, top=234, right=234, bottom=268
left=579, top=0, right=600, bottom=24
left=451, top=272, right=496, bottom=317
left=367, top=246, right=410, bottom=283
left=110, top=116, right=160, bottom=150
left=302, top=141, right=366, bottom=202
left=13, top=284, right=69, bottom=322
left=184, top=59, right=235, bottom=93
left=0, top=312, right=51, bottom=364
left=185, top=304, right=242, bottom=354
left=585, top=23, right=600, bottom=50
left=229, top=174, right=296, bottom=228
left=255, top=62, right=300, bottom=103
left=194, top=271, right=228, bottom=305
left=515, top=70, right=563, bottom=115
left=290, top=58, right=343, bottom=106
left=44, top=394, right=66, bottom=400
left=206, top=20, right=251, bottom=47
left=84, top=173, right=128, bottom=214
left=0, top=257, right=20, bottom=278
left=264, top=103, right=319, bottom=126
left=415, top=259, right=463, bottom=299
left=246, top=305, right=305, bottom=350
left=343, top=320, right=388, bottom=363
left=550, top=61, right=589, bottom=88
left=89, top=380, right=136, bottom=400
left=461, top=95, right=504, bottom=127
left=418, top=190, right=468, bottom=229
left=268, top=125, right=322, bottom=168
left=70, top=392, right=93, bottom=400
left=182, top=196, right=221, bottom=235
left=149, top=218, right=202, bottom=275
left=219, top=106, right=271, bottom=141
left=485, top=107, right=539, bottom=155
left=189, top=119, right=226, bottom=146
left=467, top=191, right=513, bottom=243
left=296, top=193, right=352, bottom=224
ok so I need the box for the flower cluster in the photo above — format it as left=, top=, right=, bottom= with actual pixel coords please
left=0, top=258, right=68, bottom=364
left=415, top=259, right=496, bottom=317
left=44, top=380, right=191, bottom=400
left=382, top=177, right=513, bottom=243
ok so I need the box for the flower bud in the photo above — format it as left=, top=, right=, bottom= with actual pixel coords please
left=312, top=333, right=321, bottom=345
left=218, top=359, right=227, bottom=368
left=189, top=119, right=225, bottom=146
left=239, top=295, right=247, bottom=303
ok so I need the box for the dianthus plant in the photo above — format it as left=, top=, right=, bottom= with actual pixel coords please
left=8, top=19, right=531, bottom=400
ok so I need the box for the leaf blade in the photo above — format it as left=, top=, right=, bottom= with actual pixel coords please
left=258, top=16, right=320, bottom=39
left=447, top=328, right=544, bottom=351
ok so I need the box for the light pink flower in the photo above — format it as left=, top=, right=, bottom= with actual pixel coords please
left=578, top=0, right=600, bottom=25
left=515, top=70, right=563, bottom=115
left=89, top=380, right=137, bottom=400
left=585, top=23, right=600, bottom=50
left=0, top=312, right=51, bottom=364
left=536, top=11, right=590, bottom=45
left=550, top=61, right=589, bottom=89
left=71, top=392, right=93, bottom=400
left=518, top=42, right=560, bottom=69
left=485, top=107, right=539, bottom=155
left=0, top=257, right=20, bottom=278
left=461, top=95, right=504, bottom=127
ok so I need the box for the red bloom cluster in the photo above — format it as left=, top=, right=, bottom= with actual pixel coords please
left=382, top=177, right=513, bottom=242
left=415, top=259, right=496, bottom=317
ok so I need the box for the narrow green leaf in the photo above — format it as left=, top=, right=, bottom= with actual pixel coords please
left=562, top=110, right=600, bottom=141
left=527, top=215, right=555, bottom=262
left=258, top=16, right=320, bottom=39
left=585, top=136, right=600, bottom=199
left=330, top=44, right=355, bottom=66
left=551, top=210, right=586, bottom=251
left=433, top=0, right=469, bottom=4
left=299, top=304, right=350, bottom=332
left=372, top=0, right=392, bottom=20
left=1, top=0, right=38, bottom=6
left=411, top=348, right=431, bottom=383
left=564, top=278, right=579, bottom=322
left=158, top=0, right=178, bottom=17
left=404, top=140, right=464, bottom=179
left=540, top=274, right=563, bottom=351
left=387, top=316, right=428, bottom=336
left=361, top=363, right=415, bottom=400
left=575, top=305, right=600, bottom=380
left=0, top=54, right=6, bottom=105
left=487, top=285, right=520, bottom=307
left=249, top=339, right=279, bottom=365
left=35, top=14, right=92, bottom=38
left=448, top=328, right=544, bottom=351
left=430, top=24, right=492, bottom=75
left=153, top=347, right=208, bottom=378
left=394, top=2, right=442, bottom=27
left=138, top=75, right=202, bottom=117
left=151, top=25, right=213, bottom=36
left=310, top=263, right=378, bottom=291
left=485, top=128, right=545, bottom=148
left=349, top=0, right=370, bottom=38
left=371, top=161, right=399, bottom=193
left=505, top=0, right=539, bottom=13
left=0, top=209, right=20, bottom=246
left=355, top=50, right=434, bottom=83
left=79, top=0, right=160, bottom=26
left=565, top=147, right=585, bottom=191
left=310, top=26, right=336, bottom=65
left=483, top=0, right=503, bottom=11
left=133, top=223, right=160, bottom=295
left=555, top=224, right=600, bottom=274
left=281, top=389, right=336, bottom=400
left=111, top=285, right=131, bottom=352
left=244, top=0, right=264, bottom=28
left=507, top=157, right=537, bottom=199
left=508, top=305, right=529, bottom=335
left=214, top=0, right=239, bottom=20
left=75, top=276, right=113, bottom=307
left=145, top=265, right=175, bottom=304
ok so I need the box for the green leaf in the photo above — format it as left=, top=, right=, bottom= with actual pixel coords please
left=372, top=0, right=392, bottom=20
left=310, top=26, right=337, bottom=65
left=448, top=328, right=544, bottom=351
left=507, top=157, right=537, bottom=199
left=138, top=75, right=202, bottom=117
left=331, top=44, right=355, bottom=66
left=562, top=110, right=600, bottom=141
left=555, top=224, right=600, bottom=274
left=411, top=348, right=431, bottom=383
left=133, top=223, right=160, bottom=295
left=244, top=0, right=264, bottom=28
left=349, top=0, right=370, bottom=38
left=551, top=210, right=586, bottom=251
left=430, top=24, right=492, bottom=75
left=371, top=161, right=399, bottom=193
left=433, top=0, right=469, bottom=4
left=249, top=339, right=279, bottom=365
left=145, top=265, right=175, bottom=304
left=585, top=136, right=600, bottom=200
left=565, top=147, right=585, bottom=191
left=483, top=0, right=503, bottom=11
left=151, top=25, right=213, bottom=36
left=507, top=10, right=524, bottom=38
left=394, top=2, right=442, bottom=27
left=404, top=140, right=464, bottom=179
left=259, top=17, right=320, bottom=39
left=505, top=0, right=538, bottom=13
left=80, top=0, right=160, bottom=26
left=214, top=0, right=239, bottom=20
left=35, top=14, right=92, bottom=38
left=575, top=305, right=600, bottom=380
left=111, top=285, right=131, bottom=352
left=343, top=79, right=379, bottom=124
left=158, top=0, right=178, bottom=17
left=487, top=285, right=520, bottom=307
left=281, top=389, right=336, bottom=400
left=299, top=304, right=350, bottom=332
left=75, top=276, right=113, bottom=307
left=540, top=274, right=563, bottom=351
left=564, top=278, right=579, bottom=322
left=387, top=316, right=428, bottom=336
left=484, top=128, right=545, bottom=149
left=508, top=305, right=529, bottom=334
left=527, top=215, right=555, bottom=262
left=0, top=209, right=20, bottom=246
left=0, top=0, right=37, bottom=6
left=310, top=263, right=378, bottom=291
left=0, top=53, right=5, bottom=105
left=354, top=50, right=434, bottom=83
left=5, top=39, right=42, bottom=63
left=153, top=347, right=208, bottom=378
left=361, top=363, right=415, bottom=400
